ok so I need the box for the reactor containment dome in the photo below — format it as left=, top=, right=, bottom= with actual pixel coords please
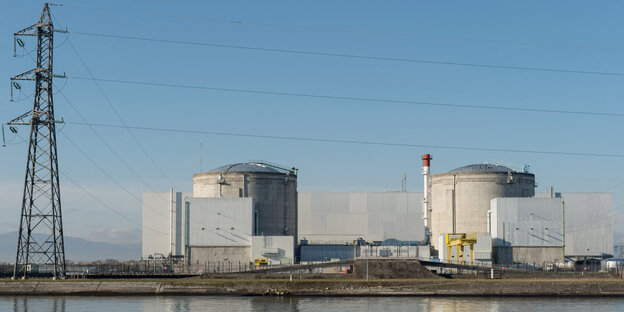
left=430, top=163, right=535, bottom=250
left=193, top=162, right=298, bottom=238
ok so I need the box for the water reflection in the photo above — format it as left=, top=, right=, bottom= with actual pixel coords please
left=5, top=296, right=624, bottom=312
left=12, top=297, right=65, bottom=312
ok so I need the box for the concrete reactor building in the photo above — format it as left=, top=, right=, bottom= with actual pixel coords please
left=143, top=162, right=298, bottom=269
left=430, top=163, right=535, bottom=250
left=193, top=163, right=298, bottom=237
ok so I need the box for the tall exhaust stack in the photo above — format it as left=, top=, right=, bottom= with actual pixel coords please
left=422, top=154, right=432, bottom=244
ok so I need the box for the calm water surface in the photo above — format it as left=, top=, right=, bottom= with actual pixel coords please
left=1, top=296, right=623, bottom=312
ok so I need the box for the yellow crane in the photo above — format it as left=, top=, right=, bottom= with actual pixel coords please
left=445, top=233, right=477, bottom=265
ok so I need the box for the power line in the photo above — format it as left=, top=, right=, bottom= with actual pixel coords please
left=15, top=45, right=181, bottom=230
left=61, top=131, right=147, bottom=206
left=52, top=13, right=183, bottom=192
left=61, top=130, right=218, bottom=237
left=63, top=121, right=624, bottom=159
left=67, top=76, right=624, bottom=118
left=564, top=195, right=622, bottom=230
left=69, top=31, right=624, bottom=78
left=41, top=39, right=178, bottom=226
left=58, top=170, right=167, bottom=235
left=565, top=205, right=623, bottom=235
left=59, top=116, right=621, bottom=237
left=55, top=89, right=168, bottom=195
left=59, top=132, right=170, bottom=220
left=53, top=77, right=221, bottom=236
left=55, top=87, right=220, bottom=235
left=56, top=86, right=207, bottom=224
left=62, top=131, right=220, bottom=238
left=60, top=4, right=624, bottom=52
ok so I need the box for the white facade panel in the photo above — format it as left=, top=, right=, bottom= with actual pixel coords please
left=562, top=193, right=612, bottom=256
left=142, top=192, right=190, bottom=259
left=491, top=198, right=563, bottom=248
left=187, top=197, right=253, bottom=247
left=298, top=192, right=424, bottom=244
left=535, top=192, right=613, bottom=256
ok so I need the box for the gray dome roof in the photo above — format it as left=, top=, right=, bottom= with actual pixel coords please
left=209, top=163, right=282, bottom=174
left=449, top=163, right=516, bottom=173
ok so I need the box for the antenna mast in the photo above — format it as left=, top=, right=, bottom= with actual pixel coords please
left=401, top=173, right=407, bottom=192
left=9, top=3, right=66, bottom=279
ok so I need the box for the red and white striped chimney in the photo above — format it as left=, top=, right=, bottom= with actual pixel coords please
left=422, top=154, right=432, bottom=244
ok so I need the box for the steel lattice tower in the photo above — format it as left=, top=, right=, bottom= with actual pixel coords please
left=9, top=3, right=66, bottom=279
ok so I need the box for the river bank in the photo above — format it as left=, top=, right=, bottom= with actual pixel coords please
left=2, top=278, right=624, bottom=296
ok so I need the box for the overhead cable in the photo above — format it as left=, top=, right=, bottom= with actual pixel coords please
left=59, top=170, right=168, bottom=235
left=67, top=76, right=624, bottom=117
left=60, top=131, right=171, bottom=220
left=64, top=121, right=624, bottom=159
left=60, top=4, right=624, bottom=52
left=52, top=13, right=183, bottom=192
left=69, top=31, right=624, bottom=78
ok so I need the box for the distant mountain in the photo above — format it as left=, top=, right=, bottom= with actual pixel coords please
left=0, top=232, right=140, bottom=262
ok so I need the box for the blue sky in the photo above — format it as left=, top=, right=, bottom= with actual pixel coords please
left=1, top=1, right=624, bottom=244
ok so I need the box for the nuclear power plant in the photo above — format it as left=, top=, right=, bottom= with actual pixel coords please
left=142, top=156, right=613, bottom=271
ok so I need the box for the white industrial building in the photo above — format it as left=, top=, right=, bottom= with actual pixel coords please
left=142, top=159, right=614, bottom=270
left=142, top=191, right=189, bottom=259
left=490, top=197, right=565, bottom=264
left=297, top=191, right=429, bottom=262
left=536, top=192, right=613, bottom=257
left=429, top=163, right=536, bottom=251
left=142, top=191, right=295, bottom=268
left=425, top=159, right=613, bottom=265
left=142, top=163, right=298, bottom=269
left=297, top=192, right=425, bottom=245
left=488, top=193, right=613, bottom=263
left=186, top=197, right=254, bottom=265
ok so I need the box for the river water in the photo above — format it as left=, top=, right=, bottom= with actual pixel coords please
left=2, top=296, right=624, bottom=312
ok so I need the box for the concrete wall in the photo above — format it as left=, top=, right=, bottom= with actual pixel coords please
left=142, top=192, right=191, bottom=259
left=494, top=246, right=563, bottom=265
left=251, top=236, right=295, bottom=265
left=193, top=171, right=297, bottom=238
left=298, top=192, right=424, bottom=245
left=430, top=171, right=534, bottom=250
left=490, top=197, right=563, bottom=247
left=188, top=246, right=251, bottom=268
left=187, top=197, right=253, bottom=247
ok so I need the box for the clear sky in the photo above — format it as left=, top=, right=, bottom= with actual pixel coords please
left=1, top=1, right=624, bottom=245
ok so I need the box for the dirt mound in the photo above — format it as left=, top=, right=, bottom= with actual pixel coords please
left=352, top=259, right=440, bottom=279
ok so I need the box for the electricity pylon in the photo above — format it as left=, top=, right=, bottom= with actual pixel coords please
left=8, top=3, right=66, bottom=279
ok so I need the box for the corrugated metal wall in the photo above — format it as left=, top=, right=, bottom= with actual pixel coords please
left=492, top=193, right=613, bottom=257
left=491, top=198, right=563, bottom=247
left=558, top=193, right=612, bottom=256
